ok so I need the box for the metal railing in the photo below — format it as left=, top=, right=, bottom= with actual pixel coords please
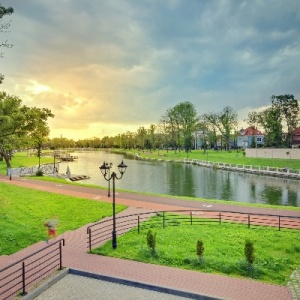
left=183, top=159, right=300, bottom=179
left=0, top=239, right=65, bottom=300
left=87, top=210, right=300, bottom=252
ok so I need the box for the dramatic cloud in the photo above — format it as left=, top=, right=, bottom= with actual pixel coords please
left=1, top=0, right=299, bottom=139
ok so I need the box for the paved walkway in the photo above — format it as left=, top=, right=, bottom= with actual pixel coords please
left=1, top=175, right=299, bottom=300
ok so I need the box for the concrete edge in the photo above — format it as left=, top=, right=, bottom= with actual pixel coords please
left=69, top=268, right=222, bottom=300
left=21, top=268, right=69, bottom=300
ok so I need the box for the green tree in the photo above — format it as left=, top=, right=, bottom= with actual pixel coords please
left=175, top=101, right=199, bottom=152
left=161, top=101, right=198, bottom=152
left=0, top=92, right=54, bottom=169
left=29, top=124, right=50, bottom=169
left=202, top=106, right=238, bottom=151
left=271, top=94, right=299, bottom=147
left=262, top=107, right=283, bottom=147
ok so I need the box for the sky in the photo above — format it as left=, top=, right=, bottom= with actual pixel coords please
left=1, top=0, right=300, bottom=140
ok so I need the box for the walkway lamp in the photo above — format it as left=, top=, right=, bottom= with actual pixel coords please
left=99, top=160, right=127, bottom=249
left=106, top=162, right=113, bottom=197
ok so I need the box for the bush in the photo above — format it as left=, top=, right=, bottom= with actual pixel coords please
left=196, top=240, right=204, bottom=261
left=35, top=169, right=43, bottom=176
left=147, top=230, right=156, bottom=254
left=245, top=239, right=255, bottom=266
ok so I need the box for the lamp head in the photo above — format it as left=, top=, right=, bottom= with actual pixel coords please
left=99, top=161, right=109, bottom=176
left=117, top=160, right=127, bottom=175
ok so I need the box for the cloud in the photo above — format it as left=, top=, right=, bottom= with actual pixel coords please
left=1, top=0, right=300, bottom=139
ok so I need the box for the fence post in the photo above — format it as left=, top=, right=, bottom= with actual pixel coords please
left=190, top=212, right=193, bottom=225
left=88, top=228, right=92, bottom=252
left=163, top=212, right=165, bottom=228
left=278, top=216, right=281, bottom=231
left=248, top=215, right=250, bottom=229
left=219, top=213, right=222, bottom=225
left=138, top=215, right=140, bottom=233
left=59, top=241, right=63, bottom=270
left=22, top=261, right=27, bottom=295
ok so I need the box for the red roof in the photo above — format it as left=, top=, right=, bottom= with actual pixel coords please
left=239, top=127, right=263, bottom=136
left=293, top=127, right=300, bottom=135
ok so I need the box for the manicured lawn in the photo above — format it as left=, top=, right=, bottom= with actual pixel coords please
left=0, top=152, right=53, bottom=175
left=0, top=183, right=127, bottom=255
left=119, top=149, right=300, bottom=169
left=93, top=215, right=300, bottom=285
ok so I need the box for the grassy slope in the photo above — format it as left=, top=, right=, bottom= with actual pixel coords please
left=0, top=183, right=127, bottom=255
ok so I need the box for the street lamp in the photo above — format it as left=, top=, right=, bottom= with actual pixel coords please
left=99, top=160, right=127, bottom=249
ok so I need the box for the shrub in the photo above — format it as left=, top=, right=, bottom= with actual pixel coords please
left=35, top=169, right=43, bottom=176
left=245, top=239, right=255, bottom=266
left=147, top=230, right=156, bottom=254
left=196, top=240, right=204, bottom=261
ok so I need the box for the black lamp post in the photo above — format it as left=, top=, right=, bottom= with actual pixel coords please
left=107, top=163, right=113, bottom=197
left=99, top=160, right=127, bottom=249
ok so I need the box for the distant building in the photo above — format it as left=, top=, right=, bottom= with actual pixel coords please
left=237, top=127, right=264, bottom=148
left=292, top=126, right=300, bottom=148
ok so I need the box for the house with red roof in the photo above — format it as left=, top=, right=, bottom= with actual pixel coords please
left=237, top=127, right=264, bottom=148
left=292, top=126, right=300, bottom=148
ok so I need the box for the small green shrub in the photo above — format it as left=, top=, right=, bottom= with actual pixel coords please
left=245, top=239, right=255, bottom=266
left=196, top=240, right=204, bottom=261
left=35, top=169, right=43, bottom=176
left=147, top=230, right=156, bottom=254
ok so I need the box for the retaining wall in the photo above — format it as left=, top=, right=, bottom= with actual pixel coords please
left=246, top=148, right=300, bottom=159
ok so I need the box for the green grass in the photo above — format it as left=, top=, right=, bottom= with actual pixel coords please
left=92, top=215, right=300, bottom=285
left=118, top=149, right=300, bottom=169
left=0, top=182, right=127, bottom=255
left=0, top=152, right=54, bottom=175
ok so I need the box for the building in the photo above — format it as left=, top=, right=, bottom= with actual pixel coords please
left=237, top=127, right=264, bottom=148
left=292, top=126, right=300, bottom=148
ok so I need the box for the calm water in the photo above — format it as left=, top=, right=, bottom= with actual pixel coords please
left=58, top=151, right=300, bottom=207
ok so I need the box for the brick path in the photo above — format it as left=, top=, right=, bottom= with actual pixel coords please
left=1, top=175, right=299, bottom=299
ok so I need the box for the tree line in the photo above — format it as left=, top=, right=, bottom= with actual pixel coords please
left=49, top=95, right=298, bottom=152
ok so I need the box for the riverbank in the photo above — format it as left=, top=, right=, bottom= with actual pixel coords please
left=112, top=148, right=300, bottom=180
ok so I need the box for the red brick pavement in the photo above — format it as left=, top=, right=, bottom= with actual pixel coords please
left=0, top=175, right=296, bottom=300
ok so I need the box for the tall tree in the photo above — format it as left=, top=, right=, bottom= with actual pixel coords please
left=271, top=94, right=299, bottom=147
left=202, top=106, right=238, bottom=151
left=174, top=101, right=199, bottom=152
left=0, top=92, right=54, bottom=169
left=263, top=107, right=283, bottom=147
left=0, top=3, right=14, bottom=84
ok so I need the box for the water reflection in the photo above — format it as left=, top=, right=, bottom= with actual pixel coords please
left=58, top=151, right=300, bottom=207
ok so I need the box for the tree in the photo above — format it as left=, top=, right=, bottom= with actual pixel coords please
left=202, top=106, right=238, bottom=151
left=136, top=126, right=147, bottom=149
left=29, top=124, right=50, bottom=169
left=271, top=94, right=299, bottom=148
left=174, top=102, right=199, bottom=152
left=0, top=92, right=54, bottom=169
left=0, top=3, right=14, bottom=84
left=160, top=101, right=198, bottom=152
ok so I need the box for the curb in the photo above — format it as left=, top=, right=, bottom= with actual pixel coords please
left=21, top=268, right=69, bottom=300
left=69, top=268, right=222, bottom=300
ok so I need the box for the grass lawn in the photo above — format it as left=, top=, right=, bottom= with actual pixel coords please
left=92, top=215, right=300, bottom=285
left=0, top=152, right=54, bottom=175
left=119, top=149, right=300, bottom=170
left=0, top=183, right=127, bottom=255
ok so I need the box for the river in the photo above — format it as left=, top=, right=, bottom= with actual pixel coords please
left=57, top=150, right=300, bottom=207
